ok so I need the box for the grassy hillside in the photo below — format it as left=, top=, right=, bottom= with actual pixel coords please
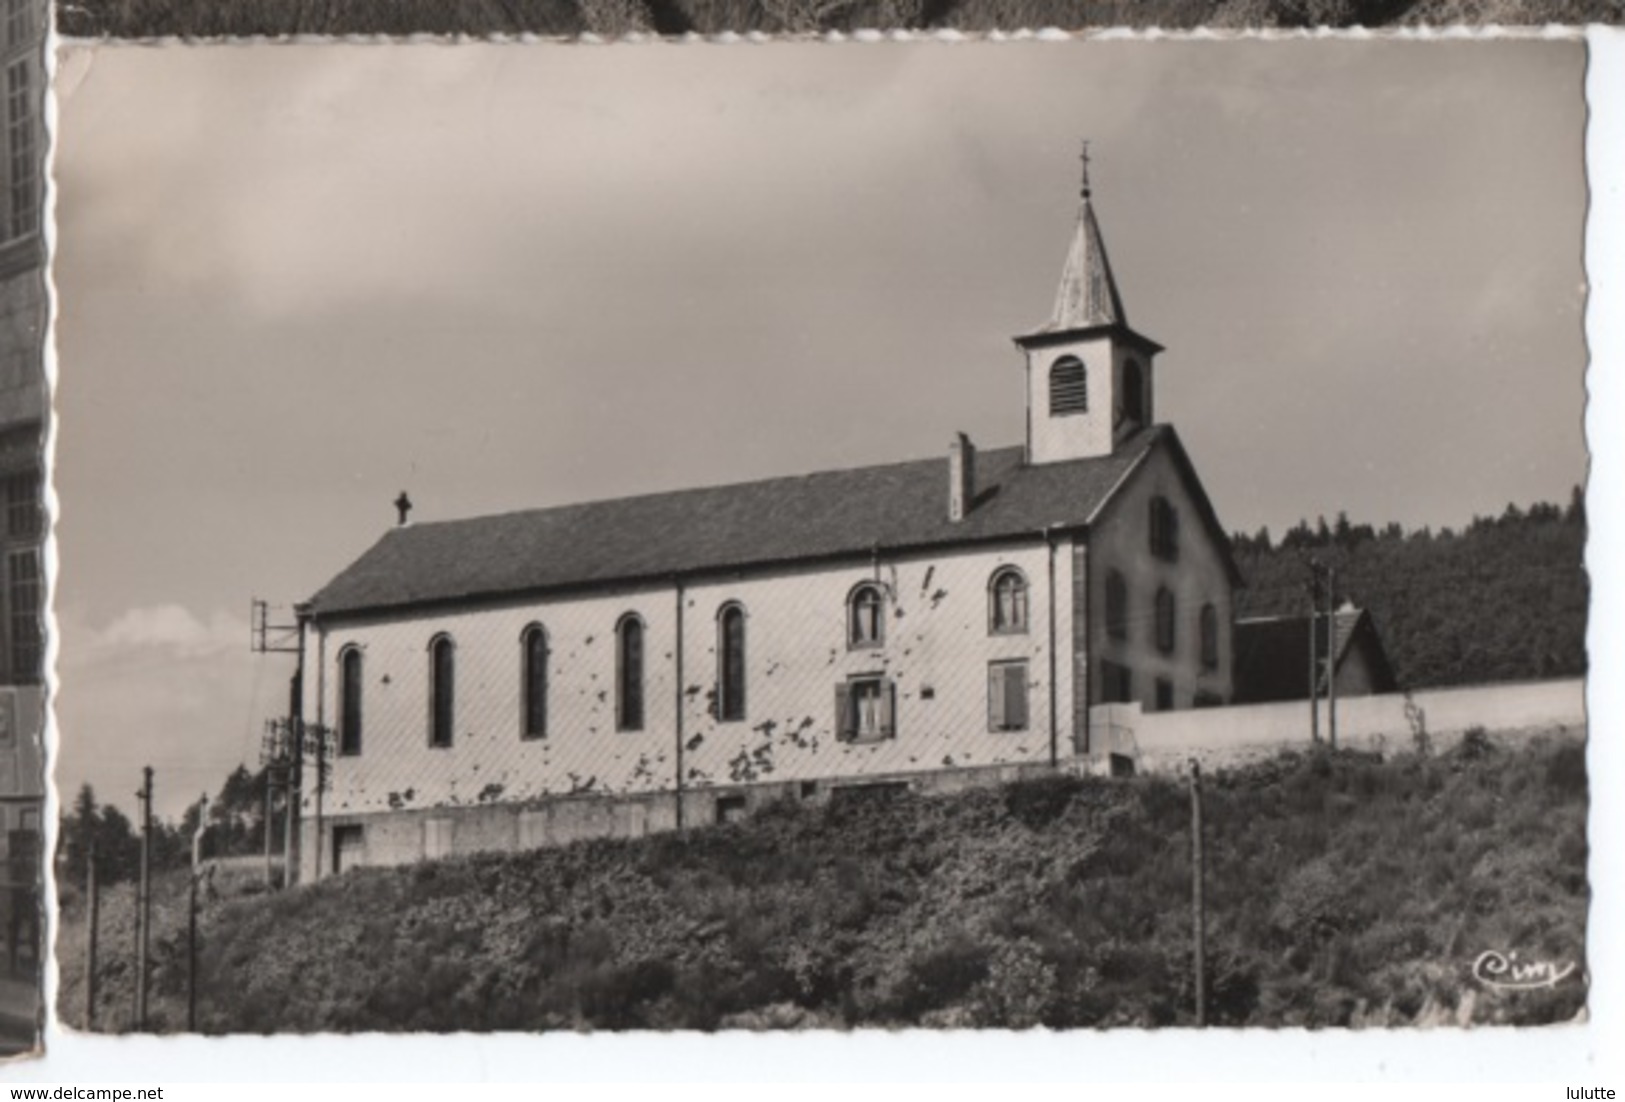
left=57, top=728, right=1587, bottom=1033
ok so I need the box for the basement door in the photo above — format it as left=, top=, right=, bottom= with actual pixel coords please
left=332, top=824, right=364, bottom=874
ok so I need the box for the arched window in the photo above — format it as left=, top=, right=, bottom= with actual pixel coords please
left=1049, top=356, right=1088, bottom=416
left=848, top=583, right=884, bottom=648
left=1122, top=359, right=1146, bottom=426
left=1200, top=603, right=1219, bottom=670
left=1105, top=570, right=1128, bottom=640
left=338, top=646, right=363, bottom=757
left=989, top=568, right=1029, bottom=634
left=1155, top=588, right=1176, bottom=654
left=617, top=614, right=645, bottom=732
left=428, top=634, right=455, bottom=748
left=1150, top=496, right=1179, bottom=561
left=521, top=624, right=548, bottom=740
left=718, top=603, right=746, bottom=722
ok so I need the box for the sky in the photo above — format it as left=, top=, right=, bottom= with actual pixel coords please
left=49, top=37, right=1587, bottom=820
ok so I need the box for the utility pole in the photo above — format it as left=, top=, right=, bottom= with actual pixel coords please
left=1325, top=564, right=1338, bottom=750
left=1305, top=564, right=1321, bottom=744
left=134, top=767, right=153, bottom=1031
left=188, top=794, right=207, bottom=1033
left=307, top=722, right=333, bottom=880
left=251, top=600, right=304, bottom=887
left=286, top=671, right=303, bottom=888
left=262, top=769, right=275, bottom=889
left=1189, top=758, right=1206, bottom=1028
left=83, top=840, right=98, bottom=1031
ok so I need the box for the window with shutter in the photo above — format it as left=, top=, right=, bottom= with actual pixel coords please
left=842, top=676, right=893, bottom=741
left=988, top=660, right=1029, bottom=731
left=835, top=682, right=854, bottom=741
left=1200, top=603, right=1219, bottom=670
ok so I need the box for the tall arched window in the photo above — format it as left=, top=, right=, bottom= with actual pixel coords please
left=989, top=568, right=1029, bottom=634
left=718, top=603, right=746, bottom=722
left=1049, top=356, right=1088, bottom=416
left=617, top=614, right=645, bottom=732
left=848, top=583, right=884, bottom=648
left=1200, top=604, right=1219, bottom=671
left=1122, top=359, right=1146, bottom=426
left=338, top=646, right=363, bottom=757
left=1155, top=588, right=1176, bottom=654
left=1105, top=570, right=1128, bottom=640
left=1150, top=496, right=1180, bottom=561
left=521, top=624, right=548, bottom=740
left=428, top=634, right=455, bottom=748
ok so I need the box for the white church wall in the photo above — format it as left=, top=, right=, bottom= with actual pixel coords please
left=678, top=541, right=1068, bottom=793
left=303, top=538, right=1079, bottom=875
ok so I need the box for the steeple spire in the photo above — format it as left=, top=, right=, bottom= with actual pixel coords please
left=1047, top=141, right=1126, bottom=332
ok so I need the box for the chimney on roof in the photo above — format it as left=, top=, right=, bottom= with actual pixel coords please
left=394, top=491, right=413, bottom=527
left=949, top=433, right=976, bottom=522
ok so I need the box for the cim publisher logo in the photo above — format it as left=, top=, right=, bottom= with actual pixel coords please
left=1471, top=948, right=1577, bottom=992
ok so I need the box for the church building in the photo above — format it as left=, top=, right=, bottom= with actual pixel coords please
left=294, top=159, right=1242, bottom=880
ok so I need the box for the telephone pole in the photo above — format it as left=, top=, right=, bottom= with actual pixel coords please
left=251, top=600, right=304, bottom=886
left=1325, top=564, right=1338, bottom=750
left=1189, top=759, right=1206, bottom=1028
left=83, top=840, right=98, bottom=1031
left=1305, top=564, right=1322, bottom=744
left=134, top=766, right=153, bottom=1031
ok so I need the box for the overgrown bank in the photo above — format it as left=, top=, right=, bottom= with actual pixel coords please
left=56, top=729, right=1588, bottom=1033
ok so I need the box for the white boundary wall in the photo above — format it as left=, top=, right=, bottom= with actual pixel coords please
left=1091, top=678, right=1586, bottom=774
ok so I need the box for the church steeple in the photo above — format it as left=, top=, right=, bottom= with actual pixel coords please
left=1048, top=143, right=1127, bottom=332
left=1014, top=146, right=1163, bottom=466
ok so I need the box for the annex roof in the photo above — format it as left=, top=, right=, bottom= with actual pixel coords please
left=307, top=425, right=1199, bottom=620
left=1233, top=607, right=1398, bottom=703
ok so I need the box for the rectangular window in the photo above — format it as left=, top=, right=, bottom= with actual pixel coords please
left=7, top=548, right=38, bottom=682
left=715, top=794, right=748, bottom=824
left=836, top=675, right=894, bottom=742
left=4, top=470, right=38, bottom=540
left=5, top=58, right=34, bottom=242
left=1154, top=678, right=1175, bottom=712
left=4, top=0, right=30, bottom=50
left=987, top=660, right=1029, bottom=732
left=1100, top=660, right=1133, bottom=705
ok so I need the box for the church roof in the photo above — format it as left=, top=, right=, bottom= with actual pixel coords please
left=1043, top=195, right=1127, bottom=332
left=306, top=425, right=1199, bottom=620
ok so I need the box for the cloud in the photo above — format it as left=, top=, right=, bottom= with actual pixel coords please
left=69, top=604, right=248, bottom=666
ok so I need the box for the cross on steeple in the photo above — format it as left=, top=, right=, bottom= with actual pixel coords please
left=394, top=491, right=413, bottom=527
left=1080, top=139, right=1092, bottom=200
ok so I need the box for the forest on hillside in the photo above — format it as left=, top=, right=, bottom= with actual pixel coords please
left=1231, top=489, right=1587, bottom=691
left=57, top=0, right=1620, bottom=38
